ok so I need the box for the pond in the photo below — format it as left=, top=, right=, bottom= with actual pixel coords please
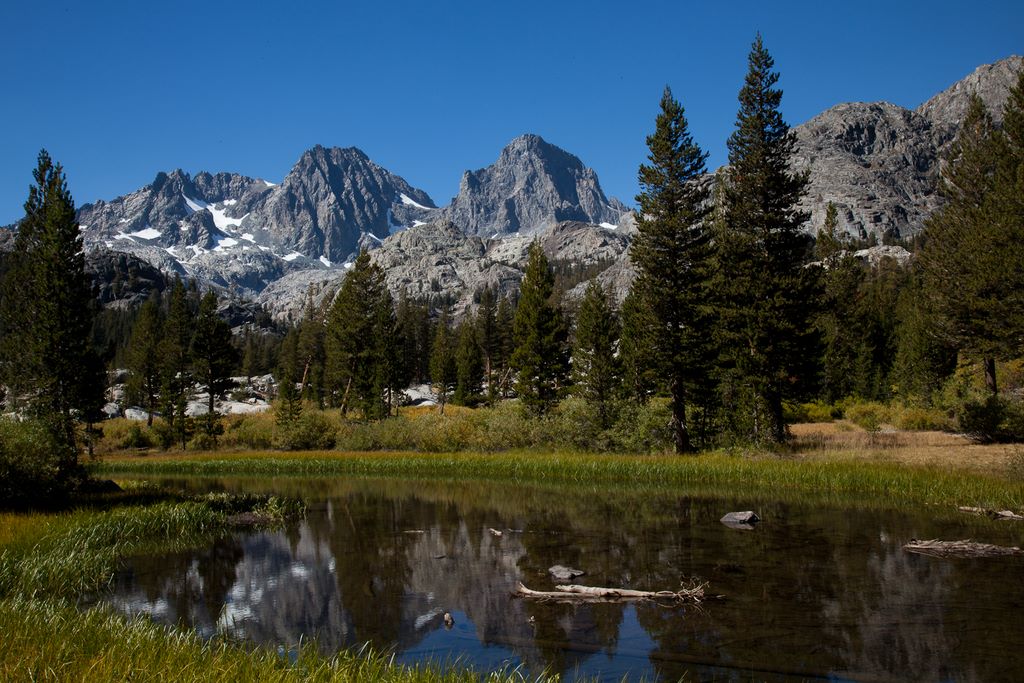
left=100, top=476, right=1024, bottom=681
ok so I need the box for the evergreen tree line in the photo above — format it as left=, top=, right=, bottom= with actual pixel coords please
left=2, top=36, right=1022, bottom=492
left=121, top=280, right=240, bottom=448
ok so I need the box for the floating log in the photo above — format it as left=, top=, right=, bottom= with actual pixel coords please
left=903, top=538, right=1024, bottom=558
left=958, top=506, right=1024, bottom=521
left=514, top=581, right=711, bottom=605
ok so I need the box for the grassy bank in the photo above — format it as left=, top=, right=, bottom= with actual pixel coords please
left=0, top=597, right=530, bottom=683
left=98, top=448, right=1024, bottom=511
left=0, top=492, right=546, bottom=682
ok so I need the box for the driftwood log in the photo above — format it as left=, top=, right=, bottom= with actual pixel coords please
left=514, top=582, right=711, bottom=605
left=958, top=506, right=1024, bottom=521
left=903, top=538, right=1024, bottom=558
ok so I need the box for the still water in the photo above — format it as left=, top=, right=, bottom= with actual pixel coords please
left=102, top=477, right=1024, bottom=681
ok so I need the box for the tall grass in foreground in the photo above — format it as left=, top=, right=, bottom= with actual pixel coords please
left=0, top=502, right=223, bottom=599
left=99, top=451, right=1024, bottom=510
left=0, top=597, right=544, bottom=683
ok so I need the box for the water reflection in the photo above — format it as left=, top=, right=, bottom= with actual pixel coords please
left=104, top=478, right=1024, bottom=681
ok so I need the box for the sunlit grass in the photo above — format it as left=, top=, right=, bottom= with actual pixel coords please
left=0, top=597, right=547, bottom=683
left=98, top=448, right=1024, bottom=511
left=0, top=501, right=224, bottom=600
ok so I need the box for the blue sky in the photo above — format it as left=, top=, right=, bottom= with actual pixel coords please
left=0, top=1, right=1020, bottom=224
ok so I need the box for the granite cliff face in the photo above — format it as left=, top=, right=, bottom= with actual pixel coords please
left=792, top=55, right=1022, bottom=241
left=440, top=134, right=628, bottom=236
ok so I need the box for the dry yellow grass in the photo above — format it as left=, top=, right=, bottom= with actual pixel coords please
left=788, top=421, right=1020, bottom=474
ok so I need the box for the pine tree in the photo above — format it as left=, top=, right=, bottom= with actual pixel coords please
left=325, top=251, right=398, bottom=419
left=192, top=290, right=239, bottom=442
left=430, top=308, right=456, bottom=413
left=631, top=86, right=714, bottom=452
left=0, top=150, right=100, bottom=477
left=296, top=292, right=327, bottom=406
left=510, top=242, right=568, bottom=414
left=814, top=201, right=866, bottom=402
left=275, top=327, right=303, bottom=429
left=919, top=94, right=1020, bottom=395
left=618, top=287, right=659, bottom=403
left=159, top=277, right=194, bottom=448
left=494, top=295, right=515, bottom=398
left=476, top=286, right=500, bottom=404
left=454, top=313, right=483, bottom=406
left=571, top=281, right=621, bottom=428
left=714, top=35, right=821, bottom=443
left=126, top=293, right=163, bottom=426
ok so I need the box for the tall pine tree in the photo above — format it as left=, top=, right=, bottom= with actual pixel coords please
left=325, top=250, right=397, bottom=419
left=919, top=95, right=1008, bottom=394
left=571, top=281, right=621, bottom=429
left=715, top=35, right=820, bottom=444
left=0, top=150, right=100, bottom=477
left=454, top=313, right=483, bottom=406
left=159, top=277, right=194, bottom=448
left=430, top=308, right=456, bottom=413
left=631, top=86, right=714, bottom=453
left=510, top=242, right=568, bottom=415
left=192, top=290, right=239, bottom=442
left=126, top=293, right=163, bottom=426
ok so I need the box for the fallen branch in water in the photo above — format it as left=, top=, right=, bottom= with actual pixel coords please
left=514, top=581, right=713, bottom=605
left=958, top=506, right=1024, bottom=521
left=903, top=538, right=1024, bottom=558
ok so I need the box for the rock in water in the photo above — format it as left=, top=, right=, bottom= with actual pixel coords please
left=720, top=511, right=760, bottom=530
left=549, top=565, right=586, bottom=581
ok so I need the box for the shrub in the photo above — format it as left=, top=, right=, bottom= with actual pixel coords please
left=892, top=405, right=953, bottom=431
left=150, top=420, right=176, bottom=450
left=0, top=418, right=66, bottom=507
left=220, top=413, right=274, bottom=450
left=610, top=398, right=673, bottom=454
left=958, top=396, right=1004, bottom=442
left=843, top=401, right=890, bottom=432
left=276, top=411, right=337, bottom=451
left=119, top=423, right=154, bottom=449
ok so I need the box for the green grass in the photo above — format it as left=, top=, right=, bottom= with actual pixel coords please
left=0, top=500, right=225, bottom=599
left=98, top=449, right=1024, bottom=511
left=0, top=490, right=556, bottom=682
left=0, top=597, right=543, bottom=683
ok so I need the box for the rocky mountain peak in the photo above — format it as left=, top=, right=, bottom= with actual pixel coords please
left=242, top=145, right=437, bottom=264
left=917, top=55, right=1023, bottom=129
left=442, top=133, right=627, bottom=237
left=793, top=55, right=1022, bottom=241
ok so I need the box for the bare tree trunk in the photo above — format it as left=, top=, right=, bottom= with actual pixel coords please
left=984, top=357, right=998, bottom=396
left=339, top=377, right=352, bottom=416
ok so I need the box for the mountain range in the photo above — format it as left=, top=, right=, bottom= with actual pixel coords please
left=6, top=55, right=1023, bottom=322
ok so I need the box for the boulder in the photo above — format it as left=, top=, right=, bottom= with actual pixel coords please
left=720, top=511, right=760, bottom=531
left=549, top=565, right=586, bottom=581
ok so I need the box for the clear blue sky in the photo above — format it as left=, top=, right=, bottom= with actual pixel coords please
left=1, top=0, right=1021, bottom=225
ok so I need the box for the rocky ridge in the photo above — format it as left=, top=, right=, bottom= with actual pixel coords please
left=35, top=55, right=1020, bottom=321
left=792, top=55, right=1022, bottom=241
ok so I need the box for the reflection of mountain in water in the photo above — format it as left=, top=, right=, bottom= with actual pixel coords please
left=103, top=481, right=1024, bottom=681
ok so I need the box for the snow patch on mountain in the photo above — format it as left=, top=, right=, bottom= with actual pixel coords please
left=129, top=227, right=161, bottom=239
left=400, top=193, right=431, bottom=210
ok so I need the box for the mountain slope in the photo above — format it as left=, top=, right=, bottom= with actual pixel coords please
left=792, top=55, right=1021, bottom=240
